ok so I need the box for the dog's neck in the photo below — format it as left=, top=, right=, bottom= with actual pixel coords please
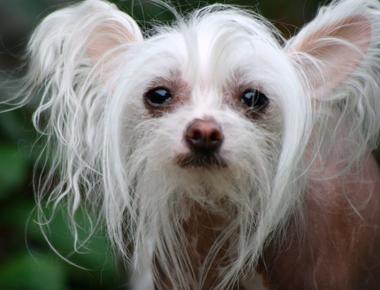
left=153, top=153, right=380, bottom=290
left=258, top=153, right=380, bottom=290
left=153, top=200, right=251, bottom=289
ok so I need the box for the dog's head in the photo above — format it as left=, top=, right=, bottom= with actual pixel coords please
left=17, top=0, right=380, bottom=288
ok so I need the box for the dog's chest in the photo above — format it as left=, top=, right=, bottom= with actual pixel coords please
left=182, top=207, right=271, bottom=290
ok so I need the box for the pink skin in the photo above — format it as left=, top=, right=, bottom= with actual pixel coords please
left=258, top=153, right=380, bottom=290
left=156, top=113, right=380, bottom=290
left=154, top=153, right=380, bottom=289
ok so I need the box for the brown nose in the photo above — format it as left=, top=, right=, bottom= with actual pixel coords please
left=185, top=118, right=224, bottom=154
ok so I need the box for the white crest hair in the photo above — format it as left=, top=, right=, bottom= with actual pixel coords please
left=2, top=0, right=380, bottom=289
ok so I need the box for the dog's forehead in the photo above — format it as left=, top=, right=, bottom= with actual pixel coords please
left=144, top=11, right=283, bottom=82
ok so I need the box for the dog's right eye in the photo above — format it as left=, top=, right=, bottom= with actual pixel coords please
left=144, top=87, right=172, bottom=107
left=240, top=89, right=269, bottom=111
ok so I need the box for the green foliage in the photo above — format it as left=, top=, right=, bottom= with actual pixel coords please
left=0, top=145, right=28, bottom=199
left=0, top=253, right=66, bottom=290
left=0, top=108, right=125, bottom=290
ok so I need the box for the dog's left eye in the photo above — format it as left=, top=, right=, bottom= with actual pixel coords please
left=144, top=87, right=172, bottom=107
left=240, top=89, right=269, bottom=111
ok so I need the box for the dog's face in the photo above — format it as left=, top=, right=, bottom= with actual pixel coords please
left=23, top=0, right=380, bottom=288
left=120, top=12, right=289, bottom=202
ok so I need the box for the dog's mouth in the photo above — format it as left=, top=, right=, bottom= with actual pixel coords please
left=175, top=153, right=228, bottom=169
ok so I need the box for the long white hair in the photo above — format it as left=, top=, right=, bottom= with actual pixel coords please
left=2, top=0, right=380, bottom=289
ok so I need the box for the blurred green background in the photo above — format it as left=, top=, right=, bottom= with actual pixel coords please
left=0, top=0, right=378, bottom=290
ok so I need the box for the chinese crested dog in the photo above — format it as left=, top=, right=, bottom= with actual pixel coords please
left=4, top=0, right=380, bottom=289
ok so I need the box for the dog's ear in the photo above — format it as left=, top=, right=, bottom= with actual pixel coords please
left=85, top=3, right=143, bottom=63
left=27, top=0, right=142, bottom=80
left=286, top=0, right=380, bottom=99
left=286, top=0, right=380, bottom=168
left=17, top=0, right=143, bottom=241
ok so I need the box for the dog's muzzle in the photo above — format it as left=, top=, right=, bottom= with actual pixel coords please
left=176, top=118, right=227, bottom=168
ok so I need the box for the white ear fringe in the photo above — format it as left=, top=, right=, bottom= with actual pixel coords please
left=0, top=0, right=141, bottom=256
left=289, top=0, right=380, bottom=166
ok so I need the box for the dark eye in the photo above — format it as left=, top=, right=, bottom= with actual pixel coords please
left=144, top=87, right=172, bottom=107
left=240, top=89, right=269, bottom=111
